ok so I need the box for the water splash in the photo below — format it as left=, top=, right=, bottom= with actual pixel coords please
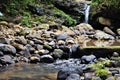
left=84, top=5, right=90, bottom=23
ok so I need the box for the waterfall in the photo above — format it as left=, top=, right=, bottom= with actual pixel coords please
left=84, top=5, right=90, bottom=23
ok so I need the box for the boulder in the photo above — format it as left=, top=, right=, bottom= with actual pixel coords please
left=57, top=67, right=83, bottom=80
left=30, top=56, right=40, bottom=63
left=56, top=32, right=68, bottom=40
left=103, top=27, right=116, bottom=36
left=81, top=55, right=96, bottom=64
left=40, top=55, right=54, bottom=63
left=52, top=49, right=64, bottom=59
left=0, top=38, right=10, bottom=44
left=0, top=55, right=15, bottom=65
left=66, top=73, right=80, bottom=80
left=0, top=44, right=16, bottom=55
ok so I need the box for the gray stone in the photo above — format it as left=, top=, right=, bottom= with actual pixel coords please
left=52, top=49, right=64, bottom=59
left=81, top=55, right=96, bottom=64
left=56, top=33, right=68, bottom=40
left=0, top=38, right=10, bottom=44
left=0, top=44, right=16, bottom=55
left=66, top=73, right=80, bottom=80
left=40, top=55, right=54, bottom=63
left=0, top=55, right=15, bottom=64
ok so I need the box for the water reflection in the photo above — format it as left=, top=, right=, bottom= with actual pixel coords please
left=0, top=63, right=57, bottom=80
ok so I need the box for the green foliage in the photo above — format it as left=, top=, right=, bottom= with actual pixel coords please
left=91, top=0, right=120, bottom=9
left=20, top=12, right=31, bottom=27
left=54, top=8, right=77, bottom=27
left=96, top=69, right=109, bottom=78
left=91, top=59, right=110, bottom=79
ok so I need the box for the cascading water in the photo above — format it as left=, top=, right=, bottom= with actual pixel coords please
left=84, top=5, right=90, bottom=23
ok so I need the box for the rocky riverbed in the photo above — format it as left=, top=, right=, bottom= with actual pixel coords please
left=0, top=21, right=120, bottom=80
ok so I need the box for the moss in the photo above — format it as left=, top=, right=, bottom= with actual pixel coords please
left=54, top=8, right=77, bottom=27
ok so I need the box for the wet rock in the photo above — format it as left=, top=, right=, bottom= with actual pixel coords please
left=56, top=33, right=68, bottom=40
left=19, top=56, right=29, bottom=63
left=0, top=37, right=10, bottom=44
left=106, top=76, right=114, bottom=80
left=30, top=56, right=40, bottom=63
left=0, top=44, right=16, bottom=55
left=0, top=51, right=4, bottom=56
left=57, top=40, right=65, bottom=45
left=109, top=69, right=119, bottom=76
left=25, top=44, right=35, bottom=53
left=48, top=41, right=56, bottom=47
left=0, top=55, right=15, bottom=65
left=18, top=47, right=31, bottom=58
left=57, top=67, right=83, bottom=80
left=33, top=39, right=43, bottom=44
left=84, top=73, right=93, bottom=80
left=52, top=49, right=64, bottom=59
left=69, top=43, right=80, bottom=58
left=112, top=52, right=119, bottom=57
left=35, top=49, right=49, bottom=55
left=36, top=44, right=43, bottom=50
left=12, top=42, right=24, bottom=51
left=66, top=73, right=80, bottom=80
left=15, top=36, right=27, bottom=45
left=81, top=55, right=96, bottom=64
left=40, top=55, right=54, bottom=63
left=93, top=77, right=102, bottom=80
left=117, top=28, right=120, bottom=35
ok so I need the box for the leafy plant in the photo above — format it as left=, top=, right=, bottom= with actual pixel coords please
left=96, top=69, right=109, bottom=79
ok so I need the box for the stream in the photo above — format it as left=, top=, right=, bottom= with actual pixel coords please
left=0, top=40, right=120, bottom=80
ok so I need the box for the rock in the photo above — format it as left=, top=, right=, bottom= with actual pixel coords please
left=48, top=41, right=56, bottom=47
left=15, top=36, right=27, bottom=45
left=68, top=43, right=81, bottom=58
left=66, top=73, right=80, bottom=80
left=33, top=39, right=43, bottom=44
left=57, top=40, right=65, bottom=45
left=19, top=56, right=29, bottom=63
left=57, top=67, right=83, bottom=80
left=52, top=49, right=64, bottom=59
left=84, top=73, right=93, bottom=80
left=98, top=17, right=111, bottom=26
left=12, top=42, right=24, bottom=50
left=56, top=33, right=68, bottom=40
left=25, top=44, right=35, bottom=53
left=0, top=37, right=10, bottom=44
left=0, top=55, right=15, bottom=65
left=18, top=47, right=31, bottom=58
left=40, top=55, right=54, bottom=63
left=36, top=44, right=43, bottom=50
left=117, top=28, right=120, bottom=35
left=35, top=49, right=49, bottom=55
left=0, top=51, right=4, bottom=56
left=109, top=69, right=119, bottom=76
left=93, top=77, right=102, bottom=80
left=112, top=52, right=119, bottom=57
left=30, top=56, right=40, bottom=63
left=0, top=21, right=8, bottom=26
left=81, top=55, right=96, bottom=64
left=0, top=44, right=16, bottom=55
left=76, top=23, right=93, bottom=31
left=106, top=76, right=114, bottom=80
left=103, top=27, right=116, bottom=36
left=93, top=30, right=115, bottom=40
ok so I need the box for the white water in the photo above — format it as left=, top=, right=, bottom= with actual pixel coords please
left=84, top=5, right=90, bottom=23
